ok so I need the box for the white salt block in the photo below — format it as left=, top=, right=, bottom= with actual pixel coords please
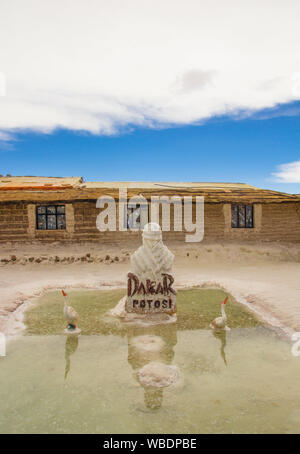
left=138, top=361, right=179, bottom=388
left=64, top=327, right=81, bottom=335
left=130, top=335, right=166, bottom=353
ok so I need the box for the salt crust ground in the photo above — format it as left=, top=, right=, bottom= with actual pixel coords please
left=1, top=241, right=300, bottom=338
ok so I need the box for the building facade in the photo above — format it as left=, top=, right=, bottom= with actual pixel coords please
left=0, top=176, right=300, bottom=243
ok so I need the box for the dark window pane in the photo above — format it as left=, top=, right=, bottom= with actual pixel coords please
left=127, top=207, right=137, bottom=229
left=57, top=206, right=65, bottom=214
left=47, top=214, right=57, bottom=229
left=231, top=205, right=238, bottom=228
left=231, top=204, right=254, bottom=229
left=246, top=205, right=253, bottom=228
left=37, top=214, right=46, bottom=230
left=47, top=206, right=56, bottom=214
left=36, top=205, right=66, bottom=230
left=238, top=205, right=246, bottom=228
left=127, top=206, right=142, bottom=229
left=57, top=214, right=66, bottom=229
left=125, top=203, right=149, bottom=229
left=37, top=206, right=46, bottom=214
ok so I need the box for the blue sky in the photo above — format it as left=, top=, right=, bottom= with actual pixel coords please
left=1, top=101, right=300, bottom=194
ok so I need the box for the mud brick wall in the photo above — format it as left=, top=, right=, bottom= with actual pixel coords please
left=203, top=203, right=225, bottom=240
left=1, top=199, right=300, bottom=243
left=0, top=201, right=74, bottom=242
left=161, top=203, right=225, bottom=242
left=0, top=202, right=29, bottom=241
left=72, top=200, right=225, bottom=243
left=260, top=203, right=300, bottom=242
left=73, top=200, right=188, bottom=243
left=73, top=201, right=141, bottom=243
left=223, top=202, right=300, bottom=243
left=73, top=201, right=99, bottom=237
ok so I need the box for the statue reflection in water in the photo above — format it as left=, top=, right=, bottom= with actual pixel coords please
left=64, top=334, right=80, bottom=380
left=127, top=323, right=178, bottom=410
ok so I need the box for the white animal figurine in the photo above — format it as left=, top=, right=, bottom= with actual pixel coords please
left=62, top=290, right=81, bottom=334
left=210, top=296, right=230, bottom=331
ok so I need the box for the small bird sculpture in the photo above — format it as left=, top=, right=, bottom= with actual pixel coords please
left=210, top=296, right=230, bottom=331
left=62, top=290, right=79, bottom=332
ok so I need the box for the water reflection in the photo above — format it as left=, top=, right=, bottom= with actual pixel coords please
left=143, top=388, right=164, bottom=410
left=64, top=334, right=80, bottom=380
left=212, top=329, right=228, bottom=366
left=127, top=323, right=177, bottom=410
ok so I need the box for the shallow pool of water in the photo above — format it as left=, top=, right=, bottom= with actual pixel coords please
left=0, top=288, right=299, bottom=434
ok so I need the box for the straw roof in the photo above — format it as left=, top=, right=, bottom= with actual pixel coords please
left=0, top=176, right=298, bottom=203
left=0, top=176, right=83, bottom=190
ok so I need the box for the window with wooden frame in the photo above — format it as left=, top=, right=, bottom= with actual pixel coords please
left=125, top=203, right=149, bottom=230
left=231, top=204, right=254, bottom=228
left=36, top=205, right=66, bottom=230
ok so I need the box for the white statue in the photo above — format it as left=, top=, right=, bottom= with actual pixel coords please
left=126, top=223, right=176, bottom=315
left=110, top=222, right=177, bottom=323
left=130, top=222, right=174, bottom=281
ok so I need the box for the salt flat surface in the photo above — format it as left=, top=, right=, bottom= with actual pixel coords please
left=0, top=241, right=300, bottom=336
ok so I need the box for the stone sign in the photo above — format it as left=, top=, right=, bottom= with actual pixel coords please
left=125, top=222, right=176, bottom=315
left=126, top=272, right=176, bottom=314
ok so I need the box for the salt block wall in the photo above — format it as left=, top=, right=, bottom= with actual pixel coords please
left=68, top=200, right=300, bottom=243
left=73, top=201, right=141, bottom=243
left=72, top=201, right=225, bottom=242
left=204, top=203, right=226, bottom=240
left=0, top=202, right=29, bottom=241
left=260, top=203, right=300, bottom=242
left=0, top=200, right=300, bottom=243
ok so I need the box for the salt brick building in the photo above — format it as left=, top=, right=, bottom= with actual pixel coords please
left=0, top=176, right=300, bottom=243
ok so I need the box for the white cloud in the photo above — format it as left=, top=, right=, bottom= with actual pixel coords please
left=0, top=131, right=13, bottom=141
left=272, top=161, right=300, bottom=183
left=173, top=69, right=217, bottom=94
left=0, top=0, right=300, bottom=138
